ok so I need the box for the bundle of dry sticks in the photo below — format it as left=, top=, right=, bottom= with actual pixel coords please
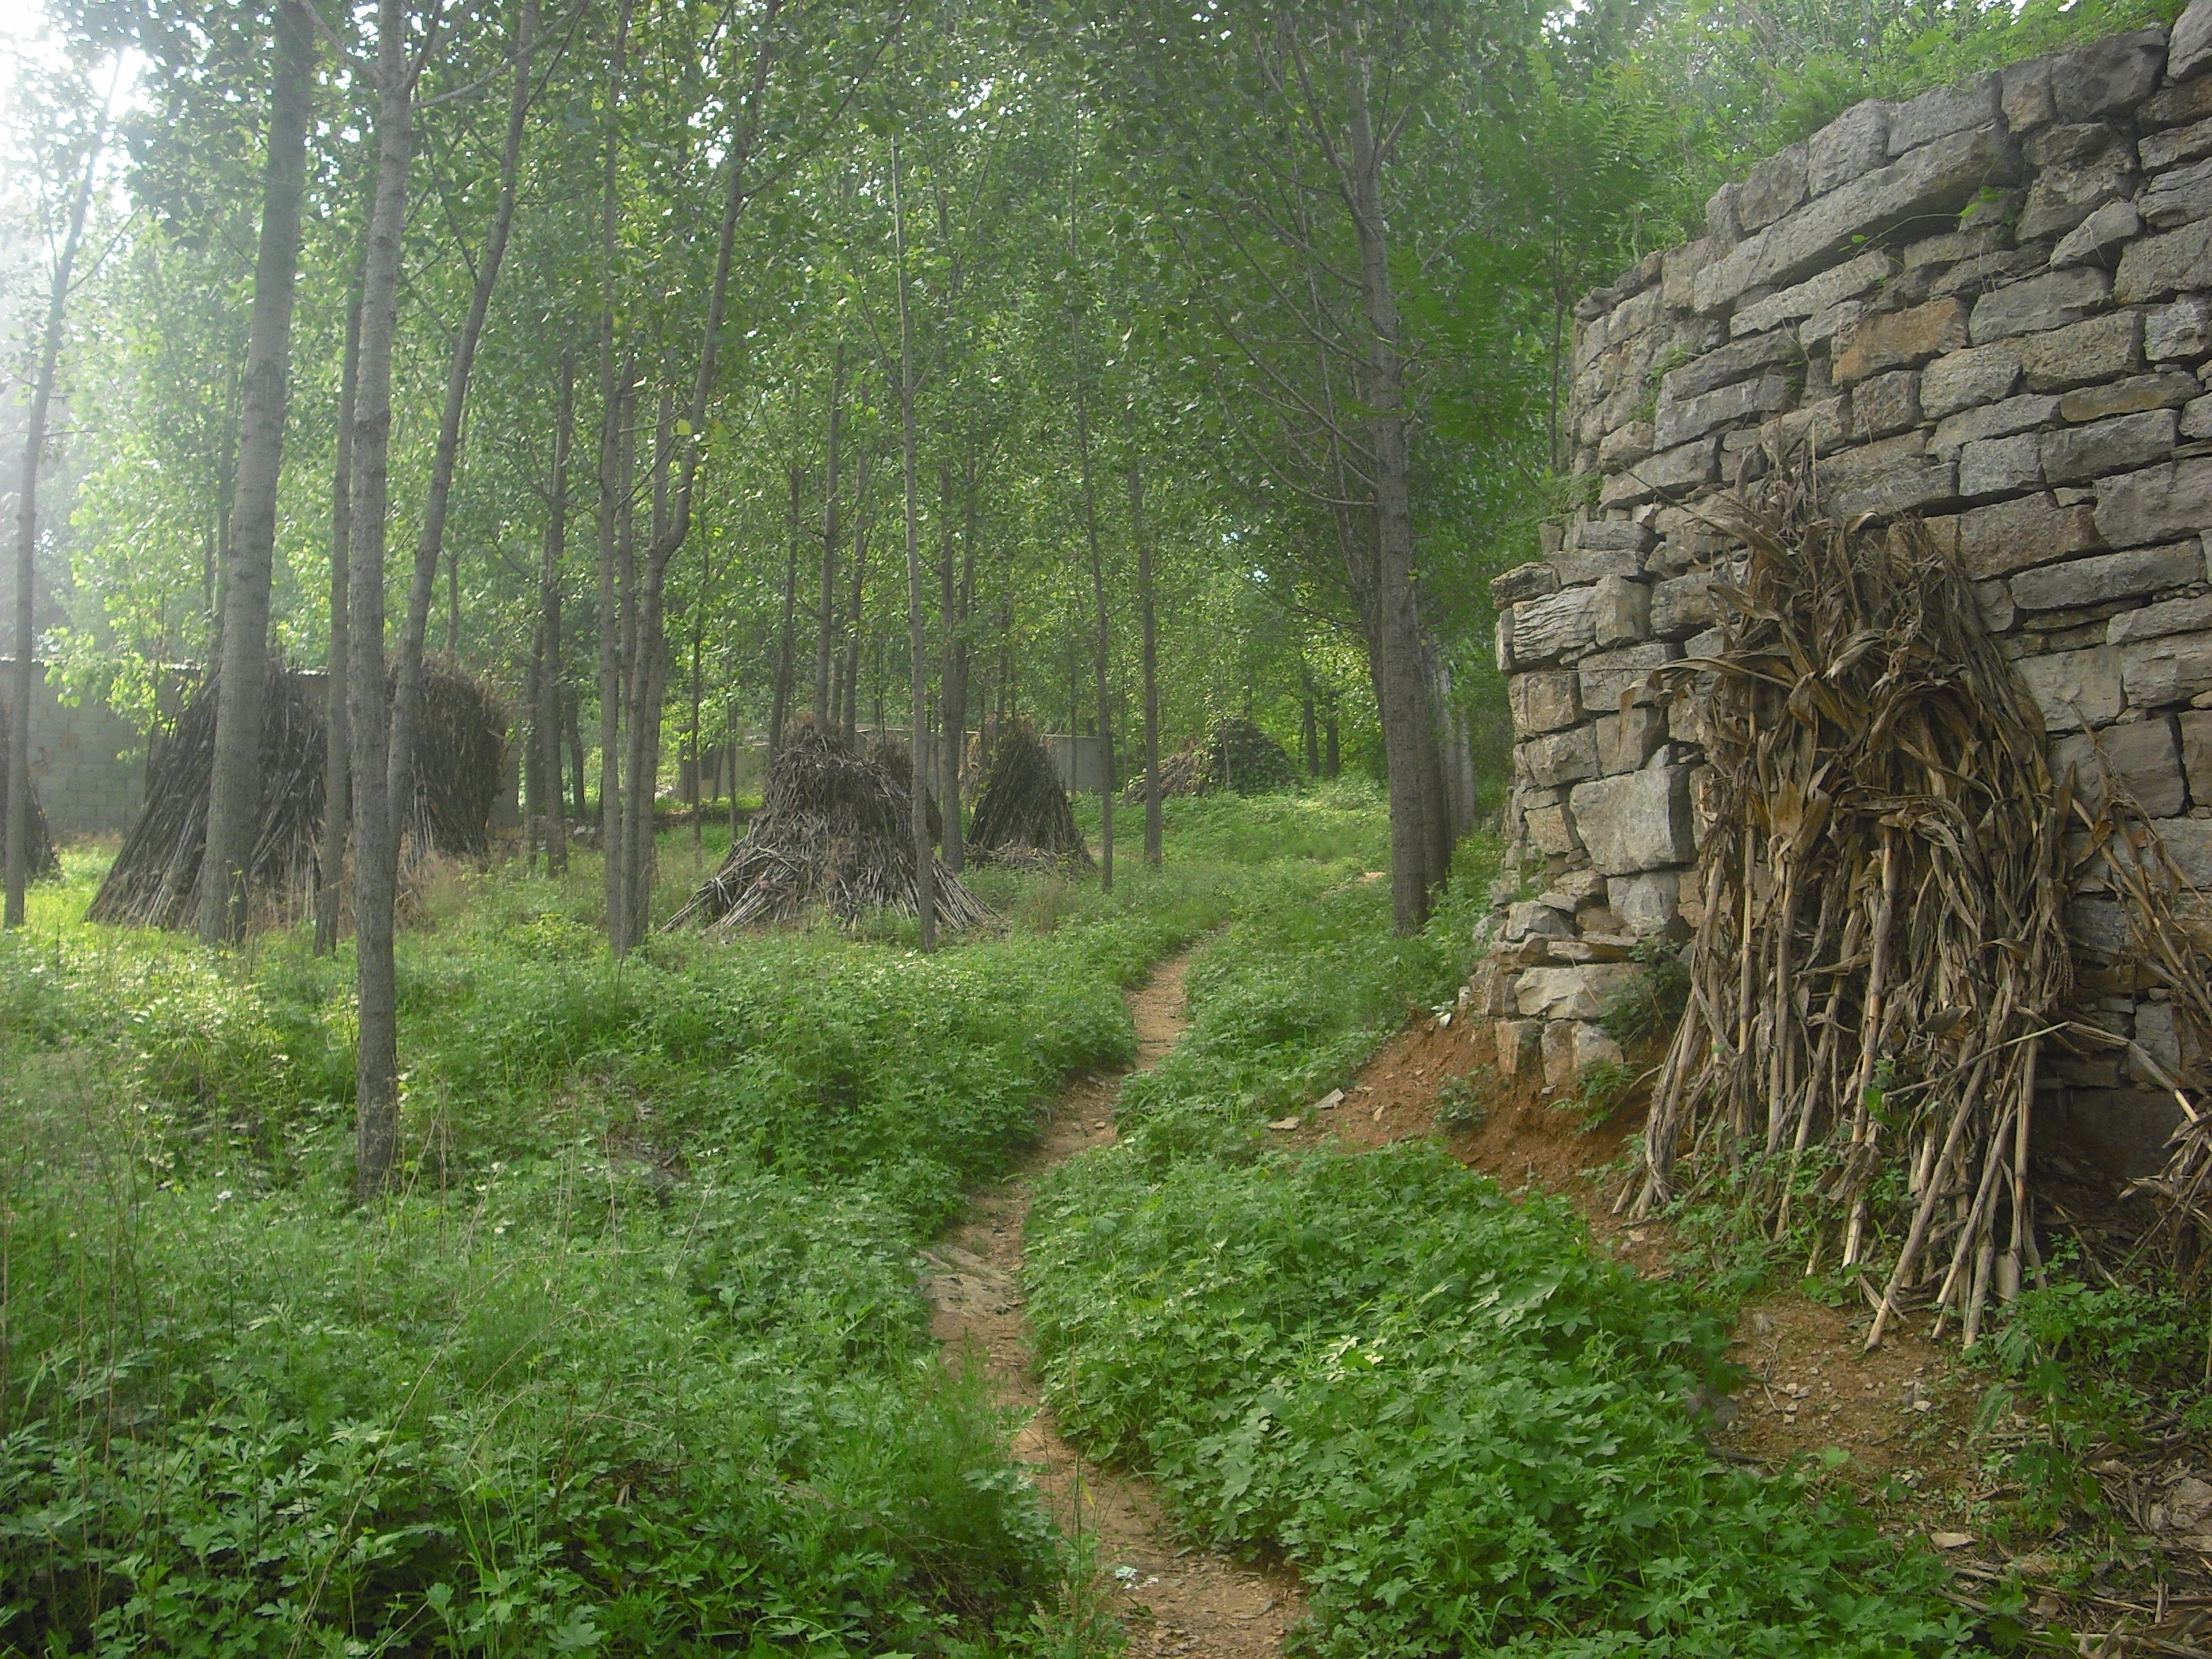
left=1628, top=477, right=2074, bottom=1348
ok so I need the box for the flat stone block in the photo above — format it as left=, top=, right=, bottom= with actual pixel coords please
left=2059, top=372, right=2200, bottom=422
left=1922, top=342, right=2024, bottom=418
left=1510, top=670, right=1584, bottom=734
left=2180, top=707, right=2212, bottom=800
left=1960, top=432, right=2045, bottom=498
left=2116, top=220, right=2212, bottom=302
left=1834, top=297, right=1969, bottom=384
left=1568, top=766, right=1696, bottom=876
left=1931, top=392, right=2060, bottom=458
left=2111, top=592, right=2212, bottom=647
left=2049, top=28, right=2168, bottom=122
left=2051, top=717, right=2187, bottom=817
left=2018, top=311, right=2144, bottom=390
left=2041, top=409, right=2179, bottom=485
left=2019, top=645, right=2125, bottom=731
left=2014, top=541, right=2203, bottom=611
left=1967, top=267, right=2111, bottom=344
left=1578, top=642, right=1684, bottom=714
left=1889, top=74, right=1999, bottom=154
left=2120, top=630, right=2212, bottom=708
left=2094, top=456, right=2212, bottom=547
left=1511, top=586, right=1601, bottom=663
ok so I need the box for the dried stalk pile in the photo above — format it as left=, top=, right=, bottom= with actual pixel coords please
left=89, top=663, right=506, bottom=932
left=2091, top=804, right=2212, bottom=1286
left=667, top=726, right=989, bottom=934
left=1126, top=718, right=1296, bottom=802
left=1630, top=480, right=2072, bottom=1349
left=0, top=701, right=60, bottom=882
left=865, top=733, right=943, bottom=843
left=1210, top=716, right=1296, bottom=794
left=404, top=665, right=506, bottom=861
left=968, top=718, right=1091, bottom=867
left=89, top=668, right=326, bottom=930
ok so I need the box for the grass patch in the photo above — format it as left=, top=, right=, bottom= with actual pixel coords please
left=0, top=787, right=1380, bottom=1656
left=1025, top=837, right=1982, bottom=1658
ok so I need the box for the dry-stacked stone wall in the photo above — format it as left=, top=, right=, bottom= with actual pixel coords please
left=1475, top=6, right=2212, bottom=1175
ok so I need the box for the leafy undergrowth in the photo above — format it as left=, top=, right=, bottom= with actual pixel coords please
left=0, top=786, right=1381, bottom=1658
left=1025, top=851, right=1980, bottom=1658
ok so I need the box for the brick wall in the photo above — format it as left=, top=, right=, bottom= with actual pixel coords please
left=0, top=662, right=146, bottom=838
left=1477, top=9, right=2212, bottom=1176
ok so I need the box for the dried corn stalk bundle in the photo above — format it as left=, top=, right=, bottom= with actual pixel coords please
left=89, top=663, right=505, bottom=932
left=89, top=666, right=327, bottom=930
left=667, top=726, right=989, bottom=935
left=2088, top=804, right=2212, bottom=1287
left=0, top=699, right=60, bottom=882
left=968, top=717, right=1091, bottom=867
left=1629, top=476, right=2072, bottom=1349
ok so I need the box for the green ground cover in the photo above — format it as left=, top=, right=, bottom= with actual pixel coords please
left=1025, top=854, right=1980, bottom=1659
left=0, top=788, right=1381, bottom=1658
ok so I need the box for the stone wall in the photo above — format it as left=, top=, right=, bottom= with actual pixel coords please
left=1, top=662, right=146, bottom=838
left=1477, top=7, right=2212, bottom=1176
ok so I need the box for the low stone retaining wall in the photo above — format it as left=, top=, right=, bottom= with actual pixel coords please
left=1477, top=7, right=2212, bottom=1175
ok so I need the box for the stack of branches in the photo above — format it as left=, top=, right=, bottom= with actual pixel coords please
left=89, top=663, right=506, bottom=931
left=1210, top=716, right=1296, bottom=794
left=1129, top=741, right=1211, bottom=802
left=2089, top=800, right=2212, bottom=1288
left=89, top=667, right=326, bottom=930
left=1126, top=718, right=1297, bottom=803
left=0, top=701, right=60, bottom=882
left=968, top=717, right=1091, bottom=867
left=403, top=664, right=506, bottom=862
left=1629, top=476, right=2073, bottom=1350
left=666, top=726, right=988, bottom=935
left=865, top=733, right=943, bottom=843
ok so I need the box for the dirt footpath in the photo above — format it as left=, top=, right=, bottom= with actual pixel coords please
left=923, top=956, right=1303, bottom=1659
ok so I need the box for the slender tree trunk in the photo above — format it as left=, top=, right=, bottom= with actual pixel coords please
left=1069, top=313, right=1113, bottom=893
left=1344, top=46, right=1429, bottom=933
left=349, top=0, right=417, bottom=1200
left=200, top=0, right=314, bottom=945
left=890, top=133, right=933, bottom=951
left=541, top=346, right=573, bottom=872
left=7, top=94, right=104, bottom=928
left=1128, top=462, right=1161, bottom=867
left=616, top=383, right=665, bottom=947
left=612, top=25, right=771, bottom=949
left=689, top=594, right=704, bottom=861
left=840, top=446, right=870, bottom=742
left=386, top=0, right=533, bottom=853
left=315, top=278, right=363, bottom=954
left=595, top=0, right=634, bottom=945
left=565, top=694, right=585, bottom=819
left=1301, top=683, right=1319, bottom=776
left=813, top=345, right=846, bottom=732
left=1325, top=696, right=1340, bottom=776
left=936, top=456, right=964, bottom=874
left=769, top=464, right=799, bottom=755
left=523, top=628, right=545, bottom=866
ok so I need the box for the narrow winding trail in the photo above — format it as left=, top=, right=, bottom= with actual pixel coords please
left=922, top=953, right=1305, bottom=1659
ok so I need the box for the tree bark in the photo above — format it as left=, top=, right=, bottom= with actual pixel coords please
left=890, top=132, right=933, bottom=951
left=839, top=445, right=870, bottom=742
left=386, top=0, right=533, bottom=855
left=7, top=89, right=105, bottom=928
left=1129, top=462, right=1161, bottom=867
left=618, top=384, right=674, bottom=945
left=1069, top=311, right=1113, bottom=893
left=596, top=0, right=634, bottom=946
left=936, top=455, right=965, bottom=874
left=769, top=464, right=800, bottom=756
left=1343, top=41, right=1429, bottom=933
left=315, top=276, right=363, bottom=954
left=349, top=0, right=418, bottom=1200
left=523, top=626, right=545, bottom=865
left=541, top=346, right=574, bottom=872
left=200, top=0, right=314, bottom=945
left=813, top=344, right=846, bottom=732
